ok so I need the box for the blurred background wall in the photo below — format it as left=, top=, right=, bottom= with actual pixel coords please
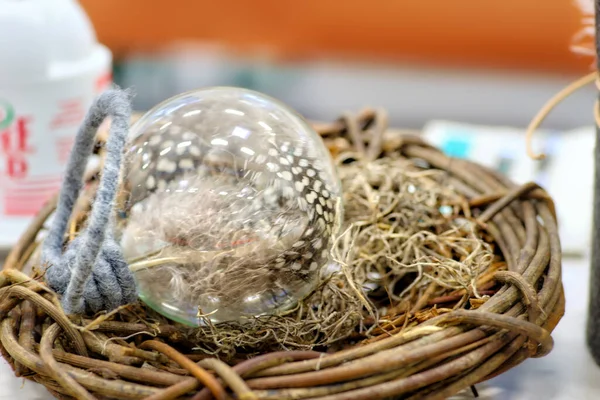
left=79, top=0, right=595, bottom=128
left=77, top=0, right=596, bottom=256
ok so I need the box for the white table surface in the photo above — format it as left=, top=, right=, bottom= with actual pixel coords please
left=2, top=257, right=600, bottom=400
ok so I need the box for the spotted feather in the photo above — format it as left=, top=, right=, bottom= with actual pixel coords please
left=120, top=122, right=339, bottom=278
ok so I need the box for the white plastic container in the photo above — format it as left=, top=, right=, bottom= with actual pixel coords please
left=0, top=0, right=112, bottom=248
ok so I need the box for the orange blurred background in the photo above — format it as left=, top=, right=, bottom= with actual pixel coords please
left=73, top=0, right=597, bottom=135
left=80, top=0, right=590, bottom=74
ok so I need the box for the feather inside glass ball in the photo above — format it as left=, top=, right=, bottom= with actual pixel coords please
left=116, top=87, right=343, bottom=326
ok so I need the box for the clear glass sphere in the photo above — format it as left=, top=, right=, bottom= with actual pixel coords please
left=116, top=87, right=343, bottom=326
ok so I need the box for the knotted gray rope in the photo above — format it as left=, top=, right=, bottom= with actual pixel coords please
left=42, top=88, right=138, bottom=315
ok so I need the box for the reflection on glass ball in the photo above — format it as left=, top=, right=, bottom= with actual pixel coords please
left=116, top=87, right=343, bottom=326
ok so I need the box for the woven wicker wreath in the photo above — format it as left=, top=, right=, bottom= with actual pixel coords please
left=0, top=109, right=564, bottom=400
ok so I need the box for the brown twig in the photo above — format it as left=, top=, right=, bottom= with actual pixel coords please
left=140, top=340, right=227, bottom=400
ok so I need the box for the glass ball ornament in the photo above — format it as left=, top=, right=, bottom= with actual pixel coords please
left=116, top=87, right=343, bottom=326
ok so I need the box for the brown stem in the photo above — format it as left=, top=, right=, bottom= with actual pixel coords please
left=39, top=323, right=96, bottom=400
left=140, top=340, right=227, bottom=400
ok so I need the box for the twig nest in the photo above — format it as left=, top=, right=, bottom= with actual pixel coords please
left=115, top=87, right=343, bottom=326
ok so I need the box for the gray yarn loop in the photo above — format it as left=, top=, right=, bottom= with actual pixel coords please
left=42, top=88, right=138, bottom=315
